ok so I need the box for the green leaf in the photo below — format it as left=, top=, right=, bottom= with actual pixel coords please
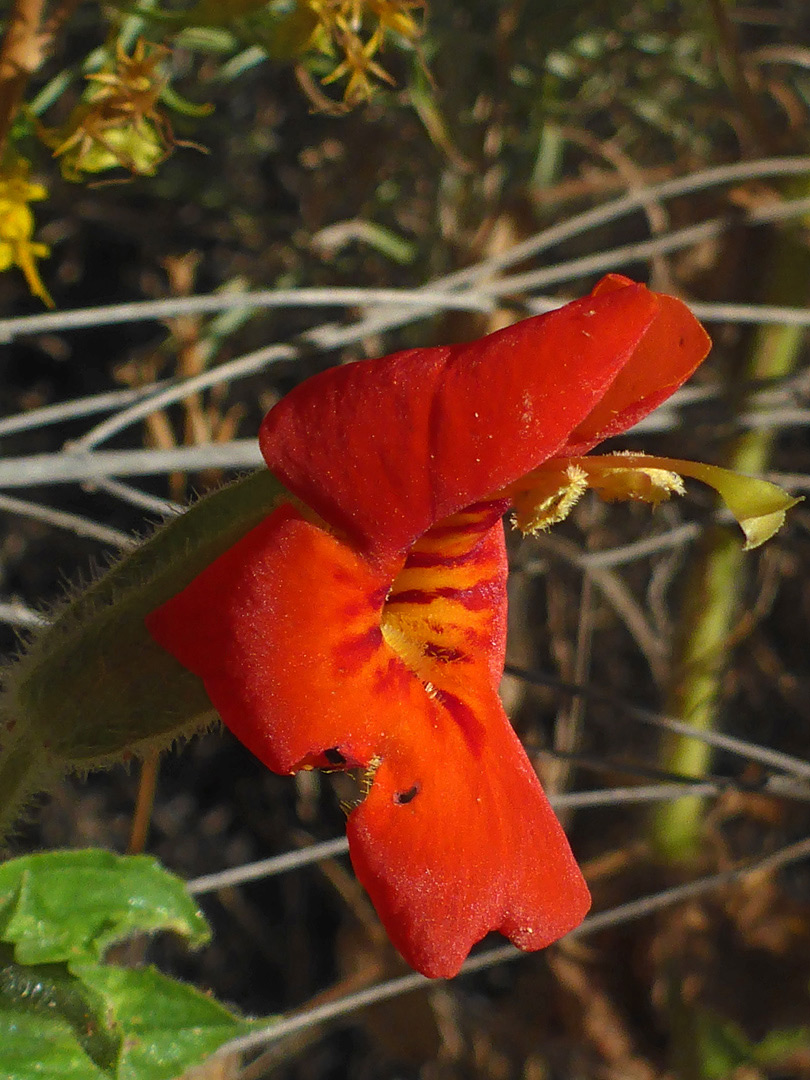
left=73, top=964, right=263, bottom=1080
left=173, top=26, right=239, bottom=54
left=1, top=468, right=284, bottom=845
left=0, top=1012, right=109, bottom=1080
left=0, top=851, right=273, bottom=1079
left=695, top=1011, right=810, bottom=1080
left=695, top=1013, right=756, bottom=1079
left=215, top=45, right=268, bottom=82
left=0, top=946, right=120, bottom=1072
left=311, top=220, right=417, bottom=266
left=0, top=850, right=209, bottom=965
left=0, top=959, right=267, bottom=1080
left=159, top=84, right=215, bottom=118
left=27, top=69, right=75, bottom=116
left=754, top=1024, right=810, bottom=1064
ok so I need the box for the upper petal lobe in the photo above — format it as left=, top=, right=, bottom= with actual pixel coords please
left=558, top=273, right=711, bottom=454
left=260, top=280, right=662, bottom=559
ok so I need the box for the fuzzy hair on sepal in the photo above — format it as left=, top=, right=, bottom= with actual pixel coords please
left=0, top=468, right=289, bottom=843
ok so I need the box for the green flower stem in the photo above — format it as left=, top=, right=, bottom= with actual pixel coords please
left=652, top=221, right=809, bottom=860
left=0, top=727, right=55, bottom=841
left=0, top=468, right=287, bottom=843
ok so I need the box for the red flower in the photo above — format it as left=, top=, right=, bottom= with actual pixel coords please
left=146, top=274, right=712, bottom=978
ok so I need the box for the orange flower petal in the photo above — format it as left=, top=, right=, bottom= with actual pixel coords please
left=558, top=273, right=712, bottom=454
left=349, top=691, right=590, bottom=978
left=146, top=276, right=720, bottom=976
left=260, top=279, right=660, bottom=560
left=148, top=503, right=396, bottom=773
left=147, top=500, right=590, bottom=976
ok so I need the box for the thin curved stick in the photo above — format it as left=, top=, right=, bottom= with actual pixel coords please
left=499, top=195, right=810, bottom=295
left=506, top=665, right=810, bottom=781
left=185, top=777, right=810, bottom=897
left=0, top=287, right=498, bottom=343
left=535, top=533, right=668, bottom=682
left=0, top=384, right=171, bottom=437
left=0, top=439, right=263, bottom=488
left=71, top=343, right=296, bottom=451
left=214, top=835, right=810, bottom=1058
left=88, top=477, right=183, bottom=517
left=0, top=491, right=136, bottom=548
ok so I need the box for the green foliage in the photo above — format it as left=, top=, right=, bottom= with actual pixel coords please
left=0, top=0, right=430, bottom=300
left=0, top=850, right=210, bottom=963
left=694, top=1010, right=810, bottom=1079
left=0, top=469, right=285, bottom=840
left=0, top=850, right=266, bottom=1080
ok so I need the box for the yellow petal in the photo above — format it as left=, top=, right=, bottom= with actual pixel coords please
left=14, top=240, right=54, bottom=308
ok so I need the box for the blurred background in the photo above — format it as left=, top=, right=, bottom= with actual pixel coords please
left=2, top=1, right=810, bottom=1077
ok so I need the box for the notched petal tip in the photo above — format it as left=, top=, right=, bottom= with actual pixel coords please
left=345, top=701, right=591, bottom=979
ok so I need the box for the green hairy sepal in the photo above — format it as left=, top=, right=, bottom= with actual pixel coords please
left=0, top=469, right=287, bottom=841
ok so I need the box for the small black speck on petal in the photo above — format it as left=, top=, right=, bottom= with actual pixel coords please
left=394, top=784, right=420, bottom=805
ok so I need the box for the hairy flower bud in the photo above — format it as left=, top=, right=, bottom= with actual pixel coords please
left=0, top=470, right=286, bottom=840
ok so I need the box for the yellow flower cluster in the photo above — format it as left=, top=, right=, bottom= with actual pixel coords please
left=44, top=40, right=171, bottom=181
left=307, top=0, right=425, bottom=104
left=0, top=157, right=53, bottom=307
